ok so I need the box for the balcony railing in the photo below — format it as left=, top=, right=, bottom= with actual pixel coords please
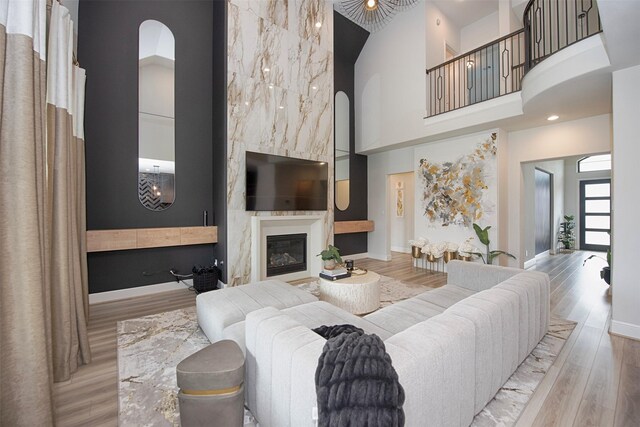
left=426, top=0, right=603, bottom=118
left=426, top=30, right=525, bottom=117
left=524, top=0, right=602, bottom=72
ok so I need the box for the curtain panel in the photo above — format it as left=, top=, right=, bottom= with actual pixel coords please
left=0, top=0, right=89, bottom=425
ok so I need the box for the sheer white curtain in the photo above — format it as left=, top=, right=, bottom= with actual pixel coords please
left=0, top=0, right=89, bottom=424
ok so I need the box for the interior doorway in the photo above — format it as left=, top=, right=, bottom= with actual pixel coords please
left=534, top=168, right=553, bottom=255
left=388, top=172, right=415, bottom=253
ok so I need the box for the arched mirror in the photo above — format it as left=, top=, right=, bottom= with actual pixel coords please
left=335, top=91, right=350, bottom=211
left=138, top=20, right=175, bottom=211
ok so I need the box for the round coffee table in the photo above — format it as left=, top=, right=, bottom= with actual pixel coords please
left=318, top=271, right=380, bottom=315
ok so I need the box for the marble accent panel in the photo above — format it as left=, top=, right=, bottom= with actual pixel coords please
left=227, top=0, right=334, bottom=286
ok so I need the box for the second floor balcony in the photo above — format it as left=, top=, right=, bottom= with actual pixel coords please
left=426, top=0, right=603, bottom=118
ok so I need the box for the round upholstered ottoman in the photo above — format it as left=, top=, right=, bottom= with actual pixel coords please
left=176, top=340, right=245, bottom=427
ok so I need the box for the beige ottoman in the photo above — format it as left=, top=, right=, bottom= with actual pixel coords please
left=319, top=271, right=381, bottom=315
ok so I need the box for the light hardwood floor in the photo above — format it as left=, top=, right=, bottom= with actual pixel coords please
left=53, top=251, right=640, bottom=426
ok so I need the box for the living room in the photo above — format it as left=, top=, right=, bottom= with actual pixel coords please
left=1, top=0, right=639, bottom=426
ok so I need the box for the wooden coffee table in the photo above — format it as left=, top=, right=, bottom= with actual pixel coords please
left=318, top=271, right=380, bottom=315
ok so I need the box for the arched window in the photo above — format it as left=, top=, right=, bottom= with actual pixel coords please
left=578, top=154, right=611, bottom=173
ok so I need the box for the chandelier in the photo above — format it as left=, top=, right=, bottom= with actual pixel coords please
left=336, top=0, right=419, bottom=32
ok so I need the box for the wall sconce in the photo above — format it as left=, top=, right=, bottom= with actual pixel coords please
left=466, top=59, right=474, bottom=68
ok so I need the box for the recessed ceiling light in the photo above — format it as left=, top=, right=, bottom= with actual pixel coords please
left=547, top=115, right=559, bottom=121
left=312, top=86, right=317, bottom=90
left=269, top=85, right=274, bottom=89
left=315, top=22, right=322, bottom=28
left=244, top=102, right=249, bottom=106
left=263, top=67, right=270, bottom=72
left=278, top=106, right=284, bottom=109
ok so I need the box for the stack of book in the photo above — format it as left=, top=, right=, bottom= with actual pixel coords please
left=319, top=267, right=351, bottom=281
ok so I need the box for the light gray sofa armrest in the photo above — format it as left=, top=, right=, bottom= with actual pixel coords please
left=245, top=307, right=324, bottom=427
left=446, top=260, right=524, bottom=292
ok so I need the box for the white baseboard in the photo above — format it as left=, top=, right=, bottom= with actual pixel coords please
left=610, top=320, right=640, bottom=341
left=390, top=246, right=411, bottom=254
left=524, top=258, right=537, bottom=269
left=89, top=280, right=192, bottom=304
left=535, top=250, right=550, bottom=260
left=368, top=252, right=392, bottom=261
left=343, top=252, right=369, bottom=260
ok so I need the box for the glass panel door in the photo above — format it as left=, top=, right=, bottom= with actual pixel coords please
left=580, top=179, right=611, bottom=251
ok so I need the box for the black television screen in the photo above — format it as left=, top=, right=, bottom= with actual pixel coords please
left=246, top=151, right=328, bottom=211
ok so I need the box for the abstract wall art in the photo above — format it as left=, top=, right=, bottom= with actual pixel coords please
left=417, top=133, right=497, bottom=227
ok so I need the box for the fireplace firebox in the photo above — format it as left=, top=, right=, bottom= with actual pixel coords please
left=266, top=233, right=307, bottom=277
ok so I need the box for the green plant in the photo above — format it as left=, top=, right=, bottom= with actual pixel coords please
left=583, top=249, right=611, bottom=283
left=557, top=214, right=576, bottom=250
left=472, top=223, right=516, bottom=265
left=317, top=245, right=342, bottom=264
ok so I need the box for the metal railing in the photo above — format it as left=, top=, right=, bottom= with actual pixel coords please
left=426, top=30, right=525, bottom=117
left=524, top=0, right=602, bottom=72
left=425, top=0, right=603, bottom=118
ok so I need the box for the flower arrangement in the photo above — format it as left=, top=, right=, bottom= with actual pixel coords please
left=409, top=237, right=429, bottom=248
left=458, top=238, right=478, bottom=258
left=423, top=242, right=447, bottom=258
left=445, top=242, right=459, bottom=252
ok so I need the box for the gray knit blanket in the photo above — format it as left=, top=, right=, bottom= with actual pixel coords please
left=313, top=324, right=405, bottom=427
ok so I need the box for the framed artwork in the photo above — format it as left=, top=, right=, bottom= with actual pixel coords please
left=396, top=188, right=404, bottom=217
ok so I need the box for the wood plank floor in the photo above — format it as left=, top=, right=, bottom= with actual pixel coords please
left=53, top=251, right=640, bottom=426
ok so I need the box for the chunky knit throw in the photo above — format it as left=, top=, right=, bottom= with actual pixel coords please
left=313, top=324, right=405, bottom=427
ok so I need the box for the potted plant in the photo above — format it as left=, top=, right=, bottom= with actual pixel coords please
left=583, top=249, right=611, bottom=285
left=317, top=245, right=343, bottom=270
left=472, top=223, right=516, bottom=265
left=409, top=237, right=428, bottom=259
left=557, top=215, right=576, bottom=251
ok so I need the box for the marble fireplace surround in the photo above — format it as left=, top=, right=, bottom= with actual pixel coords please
left=250, top=215, right=324, bottom=282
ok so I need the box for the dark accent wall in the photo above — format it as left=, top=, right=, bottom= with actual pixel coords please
left=78, top=0, right=227, bottom=293
left=333, top=11, right=370, bottom=255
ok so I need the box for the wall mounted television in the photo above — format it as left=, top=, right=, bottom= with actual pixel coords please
left=246, top=151, right=328, bottom=211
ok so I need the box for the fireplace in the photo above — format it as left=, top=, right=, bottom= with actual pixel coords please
left=266, top=233, right=307, bottom=277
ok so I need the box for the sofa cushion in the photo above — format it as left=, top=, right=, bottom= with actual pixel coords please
left=225, top=301, right=393, bottom=355
left=364, top=297, right=445, bottom=335
left=385, top=312, right=476, bottom=427
left=447, top=260, right=523, bottom=292
left=197, top=279, right=317, bottom=342
left=415, top=284, right=476, bottom=309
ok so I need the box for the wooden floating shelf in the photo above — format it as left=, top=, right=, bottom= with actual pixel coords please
left=87, top=226, right=218, bottom=252
left=334, top=220, right=375, bottom=235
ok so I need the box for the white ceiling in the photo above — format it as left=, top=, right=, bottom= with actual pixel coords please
left=431, top=0, right=499, bottom=28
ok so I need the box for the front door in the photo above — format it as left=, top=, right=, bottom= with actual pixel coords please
left=580, top=179, right=611, bottom=251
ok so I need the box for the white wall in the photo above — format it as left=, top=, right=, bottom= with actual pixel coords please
left=425, top=2, right=461, bottom=68
left=355, top=2, right=427, bottom=153
left=460, top=11, right=499, bottom=53
left=611, top=64, right=640, bottom=340
left=367, top=147, right=415, bottom=260
left=389, top=172, right=415, bottom=253
left=507, top=114, right=612, bottom=267
left=563, top=155, right=611, bottom=249
left=522, top=159, right=565, bottom=264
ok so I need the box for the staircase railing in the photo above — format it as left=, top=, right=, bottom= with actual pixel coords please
left=425, top=0, right=603, bottom=118
left=426, top=30, right=525, bottom=117
left=524, top=0, right=602, bottom=72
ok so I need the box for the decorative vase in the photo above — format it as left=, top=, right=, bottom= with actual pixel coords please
left=411, top=246, right=422, bottom=259
left=444, top=251, right=457, bottom=263
left=458, top=254, right=472, bottom=261
left=323, top=259, right=337, bottom=270
left=426, top=254, right=437, bottom=263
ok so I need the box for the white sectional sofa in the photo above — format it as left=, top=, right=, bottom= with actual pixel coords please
left=196, top=261, right=550, bottom=427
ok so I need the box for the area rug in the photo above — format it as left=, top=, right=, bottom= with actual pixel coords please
left=117, top=278, right=576, bottom=426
